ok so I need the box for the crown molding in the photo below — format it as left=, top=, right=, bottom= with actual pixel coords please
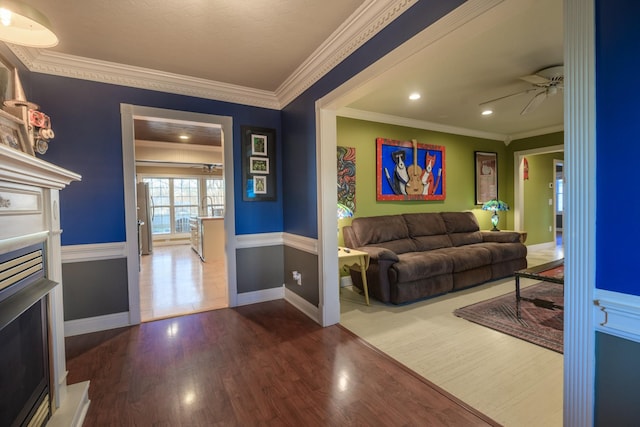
left=275, top=0, right=418, bottom=108
left=509, top=124, right=564, bottom=141
left=338, top=107, right=507, bottom=142
left=9, top=46, right=281, bottom=110
left=7, top=0, right=413, bottom=112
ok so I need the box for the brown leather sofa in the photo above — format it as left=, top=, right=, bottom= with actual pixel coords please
left=342, top=211, right=527, bottom=304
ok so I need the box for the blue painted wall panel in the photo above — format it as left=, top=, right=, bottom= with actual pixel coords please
left=281, top=0, right=465, bottom=238
left=595, top=1, right=640, bottom=295
left=28, top=73, right=283, bottom=244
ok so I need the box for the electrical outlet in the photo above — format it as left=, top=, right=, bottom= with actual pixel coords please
left=292, top=271, right=302, bottom=286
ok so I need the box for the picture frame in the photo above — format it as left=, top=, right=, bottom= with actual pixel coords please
left=251, top=134, right=268, bottom=156
left=241, top=125, right=277, bottom=201
left=376, top=137, right=445, bottom=201
left=475, top=151, right=498, bottom=204
left=0, top=109, right=33, bottom=155
left=249, top=157, right=269, bottom=174
left=253, top=176, right=267, bottom=194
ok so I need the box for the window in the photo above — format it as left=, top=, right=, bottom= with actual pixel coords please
left=205, top=178, right=225, bottom=216
left=143, top=177, right=201, bottom=235
left=556, top=177, right=563, bottom=213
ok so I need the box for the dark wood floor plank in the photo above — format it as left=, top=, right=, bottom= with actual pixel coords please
left=66, top=300, right=499, bottom=426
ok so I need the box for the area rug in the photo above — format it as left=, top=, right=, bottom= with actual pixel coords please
left=454, top=282, right=564, bottom=353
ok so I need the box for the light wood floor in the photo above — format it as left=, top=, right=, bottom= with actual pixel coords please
left=139, top=244, right=228, bottom=322
left=340, top=241, right=565, bottom=427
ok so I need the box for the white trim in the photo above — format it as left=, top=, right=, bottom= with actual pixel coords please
left=276, top=0, right=418, bottom=107
left=564, top=0, right=595, bottom=425
left=509, top=124, right=565, bottom=142
left=8, top=1, right=413, bottom=112
left=282, top=232, right=318, bottom=254
left=315, top=0, right=507, bottom=328
left=513, top=144, right=564, bottom=231
left=61, top=242, right=127, bottom=262
left=235, top=232, right=283, bottom=249
left=64, top=311, right=131, bottom=337
left=338, top=107, right=506, bottom=142
left=120, top=104, right=238, bottom=324
left=284, top=287, right=320, bottom=324
left=525, top=241, right=556, bottom=252
left=594, top=289, right=640, bottom=344
left=236, top=286, right=285, bottom=306
left=11, top=48, right=280, bottom=110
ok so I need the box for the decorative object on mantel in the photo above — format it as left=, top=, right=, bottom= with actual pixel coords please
left=482, top=198, right=509, bottom=231
left=0, top=0, right=58, bottom=47
left=2, top=67, right=54, bottom=155
left=241, top=125, right=276, bottom=201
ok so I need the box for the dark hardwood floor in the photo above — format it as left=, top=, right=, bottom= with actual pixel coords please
left=65, top=300, right=499, bottom=426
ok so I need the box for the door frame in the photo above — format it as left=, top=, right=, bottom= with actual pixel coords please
left=120, top=104, right=237, bottom=324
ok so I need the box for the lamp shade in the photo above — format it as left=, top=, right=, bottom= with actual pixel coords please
left=337, top=203, right=353, bottom=220
left=481, top=199, right=509, bottom=212
left=0, top=0, right=58, bottom=47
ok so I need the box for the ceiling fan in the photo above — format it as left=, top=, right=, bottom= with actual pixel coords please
left=479, top=65, right=564, bottom=115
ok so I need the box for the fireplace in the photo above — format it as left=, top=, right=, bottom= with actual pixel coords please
left=0, top=143, right=87, bottom=426
left=0, top=244, right=55, bottom=427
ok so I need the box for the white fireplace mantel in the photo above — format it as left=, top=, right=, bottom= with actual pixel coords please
left=0, top=143, right=88, bottom=426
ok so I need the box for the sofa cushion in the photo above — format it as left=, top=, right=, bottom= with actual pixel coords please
left=440, top=211, right=483, bottom=246
left=390, top=252, right=453, bottom=283
left=403, top=213, right=453, bottom=251
left=351, top=214, right=417, bottom=254
left=476, top=242, right=527, bottom=263
left=434, top=246, right=491, bottom=272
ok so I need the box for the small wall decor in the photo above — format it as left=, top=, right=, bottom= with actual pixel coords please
left=0, top=109, right=32, bottom=155
left=376, top=137, right=445, bottom=201
left=242, top=125, right=276, bottom=201
left=337, top=146, right=356, bottom=213
left=475, top=151, right=498, bottom=204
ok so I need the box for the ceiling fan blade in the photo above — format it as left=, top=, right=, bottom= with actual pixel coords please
left=479, top=88, right=538, bottom=107
left=519, top=74, right=550, bottom=85
left=520, top=90, right=548, bottom=115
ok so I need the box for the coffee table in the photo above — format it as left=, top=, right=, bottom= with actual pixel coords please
left=514, top=258, right=564, bottom=318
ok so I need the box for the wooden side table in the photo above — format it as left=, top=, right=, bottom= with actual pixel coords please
left=338, top=247, right=370, bottom=305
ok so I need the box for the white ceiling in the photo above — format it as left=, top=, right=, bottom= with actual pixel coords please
left=12, top=0, right=562, bottom=141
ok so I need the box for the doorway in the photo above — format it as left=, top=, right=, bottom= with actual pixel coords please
left=120, top=104, right=237, bottom=325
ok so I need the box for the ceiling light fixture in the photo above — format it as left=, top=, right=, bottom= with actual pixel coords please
left=481, top=109, right=493, bottom=116
left=409, top=93, right=421, bottom=101
left=179, top=134, right=189, bottom=140
left=0, top=0, right=58, bottom=47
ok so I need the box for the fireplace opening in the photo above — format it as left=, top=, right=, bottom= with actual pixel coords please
left=0, top=244, right=55, bottom=427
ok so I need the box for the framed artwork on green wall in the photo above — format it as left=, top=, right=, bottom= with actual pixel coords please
left=376, top=137, right=445, bottom=201
left=475, top=151, right=497, bottom=204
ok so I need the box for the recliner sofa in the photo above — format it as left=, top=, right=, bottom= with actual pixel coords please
left=342, top=211, right=527, bottom=304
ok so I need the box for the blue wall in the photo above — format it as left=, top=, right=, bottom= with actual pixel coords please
left=281, top=0, right=466, bottom=238
left=595, top=0, right=640, bottom=296
left=26, top=73, right=283, bottom=244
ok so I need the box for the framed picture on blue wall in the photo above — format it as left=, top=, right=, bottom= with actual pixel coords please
left=242, top=125, right=276, bottom=201
left=376, top=137, right=445, bottom=201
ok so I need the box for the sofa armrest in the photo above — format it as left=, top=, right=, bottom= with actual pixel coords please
left=355, top=246, right=399, bottom=263
left=481, top=231, right=522, bottom=244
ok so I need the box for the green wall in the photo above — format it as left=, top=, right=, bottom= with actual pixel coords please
left=506, top=132, right=564, bottom=245
left=337, top=117, right=509, bottom=243
left=337, top=118, right=565, bottom=247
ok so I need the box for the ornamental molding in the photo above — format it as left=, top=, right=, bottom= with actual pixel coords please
left=8, top=0, right=415, bottom=110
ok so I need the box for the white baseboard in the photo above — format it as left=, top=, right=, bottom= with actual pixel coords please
left=64, top=311, right=131, bottom=337
left=340, top=275, right=352, bottom=288
left=284, top=287, right=320, bottom=323
left=236, top=286, right=284, bottom=306
left=594, top=289, right=640, bottom=343
left=526, top=241, right=556, bottom=251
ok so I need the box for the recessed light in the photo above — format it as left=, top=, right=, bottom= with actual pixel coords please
left=481, top=109, right=493, bottom=116
left=179, top=134, right=190, bottom=140
left=409, top=93, right=421, bottom=100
